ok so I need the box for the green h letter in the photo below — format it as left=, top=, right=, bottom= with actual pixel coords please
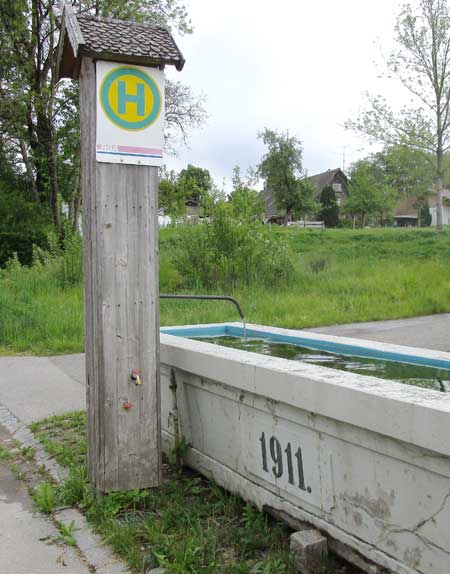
left=117, top=81, right=145, bottom=116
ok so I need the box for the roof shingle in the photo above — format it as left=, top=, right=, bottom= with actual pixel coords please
left=57, top=4, right=185, bottom=79
left=77, top=15, right=184, bottom=69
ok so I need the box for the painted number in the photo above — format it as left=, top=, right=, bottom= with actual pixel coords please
left=259, top=432, right=311, bottom=493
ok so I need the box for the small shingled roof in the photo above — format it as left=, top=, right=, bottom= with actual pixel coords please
left=57, top=4, right=185, bottom=80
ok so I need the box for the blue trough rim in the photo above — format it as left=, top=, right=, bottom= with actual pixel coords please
left=161, top=324, right=450, bottom=371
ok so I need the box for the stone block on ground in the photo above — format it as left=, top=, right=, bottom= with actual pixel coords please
left=290, top=529, right=328, bottom=574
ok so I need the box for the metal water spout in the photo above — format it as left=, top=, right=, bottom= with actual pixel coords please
left=160, top=294, right=247, bottom=339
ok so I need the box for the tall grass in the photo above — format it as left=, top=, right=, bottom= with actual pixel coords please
left=1, top=227, right=450, bottom=355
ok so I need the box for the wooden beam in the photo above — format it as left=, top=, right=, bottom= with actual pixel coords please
left=64, top=3, right=85, bottom=56
left=80, top=57, right=161, bottom=492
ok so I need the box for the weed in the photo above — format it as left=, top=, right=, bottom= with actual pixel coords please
left=252, top=557, right=288, bottom=574
left=0, top=444, right=13, bottom=461
left=58, top=520, right=77, bottom=546
left=58, top=464, right=92, bottom=507
left=20, top=445, right=36, bottom=460
left=307, top=256, right=329, bottom=274
left=34, top=481, right=56, bottom=513
left=242, top=503, right=267, bottom=531
left=171, top=435, right=190, bottom=469
left=31, top=412, right=297, bottom=574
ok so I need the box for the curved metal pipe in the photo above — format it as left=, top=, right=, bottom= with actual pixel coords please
left=160, top=294, right=246, bottom=337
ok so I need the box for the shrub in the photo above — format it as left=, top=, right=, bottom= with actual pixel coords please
left=420, top=204, right=432, bottom=227
left=319, top=186, right=340, bottom=228
left=175, top=202, right=294, bottom=289
left=159, top=252, right=183, bottom=292
left=0, top=185, right=52, bottom=267
left=307, top=255, right=329, bottom=274
left=31, top=226, right=83, bottom=288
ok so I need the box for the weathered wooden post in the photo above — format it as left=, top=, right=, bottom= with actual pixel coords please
left=57, top=5, right=184, bottom=491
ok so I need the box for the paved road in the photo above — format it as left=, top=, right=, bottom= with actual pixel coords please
left=0, top=355, right=85, bottom=423
left=305, top=313, right=450, bottom=352
left=0, top=428, right=91, bottom=574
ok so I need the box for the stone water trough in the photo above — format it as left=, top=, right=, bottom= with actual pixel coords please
left=160, top=323, right=450, bottom=574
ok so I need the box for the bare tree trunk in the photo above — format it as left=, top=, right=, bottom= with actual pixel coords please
left=435, top=172, right=444, bottom=229
left=49, top=143, right=61, bottom=228
left=436, top=104, right=444, bottom=229
left=18, top=139, right=39, bottom=201
left=73, top=188, right=82, bottom=233
left=68, top=199, right=74, bottom=222
left=71, top=151, right=81, bottom=231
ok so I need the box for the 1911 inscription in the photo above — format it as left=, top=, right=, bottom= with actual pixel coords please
left=259, top=432, right=312, bottom=493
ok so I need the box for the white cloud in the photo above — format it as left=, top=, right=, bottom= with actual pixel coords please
left=165, top=0, right=406, bottom=188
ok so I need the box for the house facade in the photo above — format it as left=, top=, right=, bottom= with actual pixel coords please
left=394, top=190, right=450, bottom=227
left=261, top=168, right=349, bottom=224
left=430, top=191, right=450, bottom=226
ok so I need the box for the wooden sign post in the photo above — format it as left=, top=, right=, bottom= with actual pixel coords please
left=57, top=5, right=184, bottom=491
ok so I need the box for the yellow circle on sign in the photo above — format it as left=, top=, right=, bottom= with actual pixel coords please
left=108, top=74, right=154, bottom=123
left=100, top=66, right=162, bottom=131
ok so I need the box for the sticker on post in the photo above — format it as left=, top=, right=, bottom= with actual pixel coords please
left=96, top=61, right=164, bottom=166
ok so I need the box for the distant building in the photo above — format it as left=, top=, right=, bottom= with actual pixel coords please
left=158, top=199, right=203, bottom=228
left=430, top=192, right=450, bottom=226
left=261, top=168, right=349, bottom=224
left=394, top=191, right=450, bottom=227
left=393, top=198, right=419, bottom=227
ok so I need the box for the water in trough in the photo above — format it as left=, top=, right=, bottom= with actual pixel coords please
left=193, top=335, right=450, bottom=392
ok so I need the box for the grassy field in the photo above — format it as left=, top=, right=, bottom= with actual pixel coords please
left=1, top=227, right=450, bottom=355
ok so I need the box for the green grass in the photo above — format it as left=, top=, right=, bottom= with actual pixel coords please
left=31, top=412, right=358, bottom=573
left=31, top=412, right=300, bottom=574
left=2, top=227, right=450, bottom=355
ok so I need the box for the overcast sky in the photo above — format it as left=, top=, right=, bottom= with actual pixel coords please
left=165, top=0, right=406, bottom=190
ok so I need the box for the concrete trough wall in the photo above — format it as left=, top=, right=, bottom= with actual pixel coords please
left=160, top=323, right=450, bottom=574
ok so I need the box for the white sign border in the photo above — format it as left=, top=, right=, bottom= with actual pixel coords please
left=96, top=60, right=165, bottom=167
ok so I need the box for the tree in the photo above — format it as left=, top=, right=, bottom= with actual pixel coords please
left=373, top=145, right=439, bottom=226
left=159, top=164, right=215, bottom=221
left=164, top=81, right=207, bottom=155
left=0, top=141, right=51, bottom=265
left=318, top=185, right=340, bottom=228
left=158, top=167, right=187, bottom=221
left=373, top=145, right=435, bottom=208
left=346, top=0, right=450, bottom=229
left=177, top=164, right=213, bottom=206
left=292, top=180, right=320, bottom=224
left=228, top=166, right=264, bottom=222
left=0, top=0, right=206, bottom=230
left=257, top=128, right=306, bottom=224
left=420, top=204, right=433, bottom=226
left=344, top=160, right=397, bottom=227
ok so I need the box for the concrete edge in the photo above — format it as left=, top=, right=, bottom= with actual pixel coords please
left=160, top=326, right=450, bottom=458
left=0, top=404, right=130, bottom=574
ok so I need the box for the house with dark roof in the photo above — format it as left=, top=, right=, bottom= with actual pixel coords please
left=261, top=168, right=349, bottom=224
